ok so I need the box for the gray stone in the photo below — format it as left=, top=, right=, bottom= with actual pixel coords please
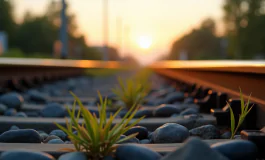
left=178, top=119, right=197, bottom=129
left=37, top=130, right=46, bottom=134
left=124, top=126, right=148, bottom=140
left=43, top=135, right=61, bottom=143
left=24, top=111, right=39, bottom=117
left=170, top=114, right=179, bottom=117
left=175, top=104, right=191, bottom=111
left=211, top=140, right=258, bottom=160
left=40, top=103, right=65, bottom=117
left=140, top=139, right=151, bottom=144
left=184, top=114, right=202, bottom=120
left=65, top=141, right=72, bottom=144
left=27, top=90, right=47, bottom=103
left=0, top=93, right=24, bottom=110
left=15, top=112, right=28, bottom=118
left=4, top=108, right=17, bottom=116
left=164, top=92, right=185, bottom=103
left=173, top=102, right=182, bottom=105
left=183, top=97, right=194, bottom=104
left=187, top=104, right=200, bottom=109
left=221, top=131, right=231, bottom=139
left=180, top=108, right=199, bottom=116
left=0, top=150, right=55, bottom=160
left=118, top=135, right=139, bottom=144
left=148, top=132, right=153, bottom=140
left=47, top=139, right=64, bottom=144
left=0, top=129, right=41, bottom=143
left=50, top=90, right=62, bottom=97
left=153, top=104, right=181, bottom=117
left=67, top=79, right=76, bottom=90
left=115, top=144, right=162, bottom=160
left=148, top=98, right=165, bottom=106
left=165, top=87, right=176, bottom=93
left=234, top=135, right=241, bottom=139
left=134, top=109, right=153, bottom=118
left=0, top=104, right=7, bottom=115
left=189, top=124, right=220, bottom=139
left=49, top=129, right=67, bottom=141
left=193, top=118, right=216, bottom=128
left=152, top=123, right=189, bottom=143
left=39, top=132, right=49, bottom=141
left=58, top=152, right=87, bottom=160
left=9, top=125, right=19, bottom=131
left=161, top=137, right=228, bottom=160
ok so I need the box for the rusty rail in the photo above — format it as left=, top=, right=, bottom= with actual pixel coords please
left=0, top=58, right=127, bottom=92
left=150, top=60, right=265, bottom=128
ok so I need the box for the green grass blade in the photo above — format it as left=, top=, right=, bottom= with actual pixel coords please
left=245, top=104, right=254, bottom=116
left=97, top=91, right=105, bottom=128
left=123, top=104, right=141, bottom=124
left=239, top=87, right=245, bottom=113
left=54, top=122, right=85, bottom=144
left=103, top=96, right=108, bottom=126
left=104, top=107, right=123, bottom=139
left=118, top=77, right=126, bottom=92
left=116, top=133, right=139, bottom=144
left=82, top=108, right=97, bottom=145
left=244, top=93, right=252, bottom=113
left=103, top=114, right=115, bottom=139
left=228, top=102, right=235, bottom=139
left=124, top=116, right=145, bottom=131
left=109, top=104, right=137, bottom=135
left=70, top=92, right=97, bottom=145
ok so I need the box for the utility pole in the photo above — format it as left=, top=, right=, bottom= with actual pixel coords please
left=116, top=17, right=122, bottom=56
left=60, top=0, right=68, bottom=59
left=103, top=0, right=109, bottom=61
left=124, top=25, right=130, bottom=55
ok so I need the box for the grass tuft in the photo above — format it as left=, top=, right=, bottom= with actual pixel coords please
left=54, top=91, right=145, bottom=159
left=112, top=73, right=151, bottom=110
left=228, top=87, right=254, bottom=139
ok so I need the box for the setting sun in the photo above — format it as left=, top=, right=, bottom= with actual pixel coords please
left=137, top=36, right=152, bottom=49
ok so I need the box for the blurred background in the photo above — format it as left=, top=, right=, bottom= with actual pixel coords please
left=0, top=0, right=265, bottom=65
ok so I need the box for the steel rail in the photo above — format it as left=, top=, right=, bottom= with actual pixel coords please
left=150, top=60, right=265, bottom=74
left=0, top=58, right=125, bottom=68
left=150, top=60, right=265, bottom=128
left=0, top=58, right=130, bottom=91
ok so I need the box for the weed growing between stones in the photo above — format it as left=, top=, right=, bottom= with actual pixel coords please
left=112, top=75, right=151, bottom=110
left=228, top=88, right=254, bottom=139
left=54, top=91, right=145, bottom=160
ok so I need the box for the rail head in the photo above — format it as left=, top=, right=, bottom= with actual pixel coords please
left=149, top=60, right=265, bottom=74
left=0, top=58, right=127, bottom=69
left=1, top=58, right=265, bottom=73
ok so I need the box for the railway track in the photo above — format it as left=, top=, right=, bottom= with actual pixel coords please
left=0, top=58, right=264, bottom=160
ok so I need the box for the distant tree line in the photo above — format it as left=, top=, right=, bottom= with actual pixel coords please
left=169, top=18, right=221, bottom=60
left=169, top=0, right=265, bottom=60
left=0, top=0, right=121, bottom=60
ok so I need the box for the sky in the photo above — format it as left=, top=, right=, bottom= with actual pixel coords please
left=13, top=0, right=224, bottom=64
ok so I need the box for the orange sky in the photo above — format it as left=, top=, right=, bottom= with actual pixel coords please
left=13, top=0, right=224, bottom=64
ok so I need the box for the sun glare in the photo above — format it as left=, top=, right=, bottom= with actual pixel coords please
left=137, top=36, right=152, bottom=49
